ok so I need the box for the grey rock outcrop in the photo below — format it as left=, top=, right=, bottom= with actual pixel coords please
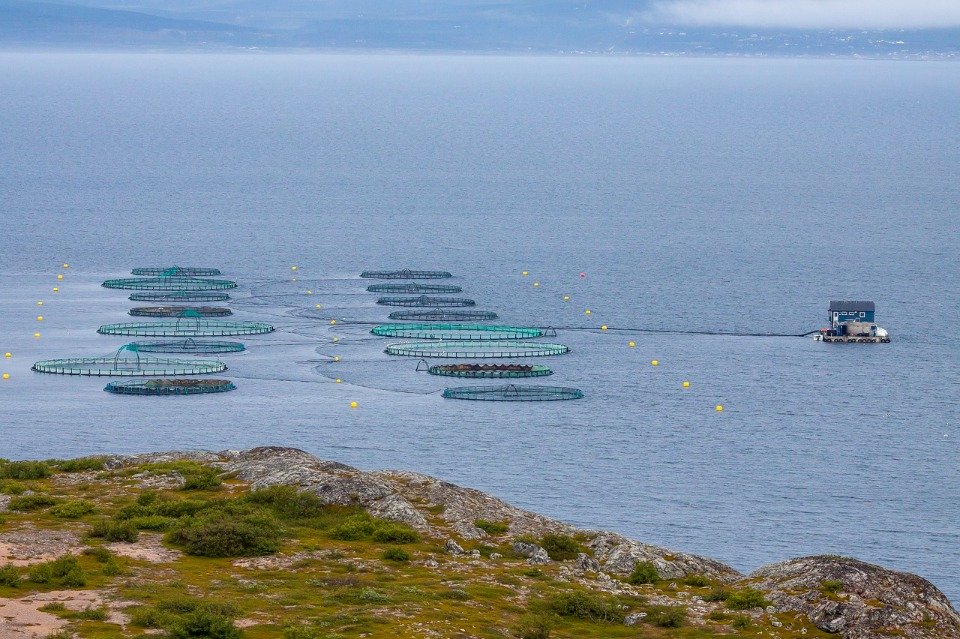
left=588, top=531, right=739, bottom=581
left=512, top=541, right=550, bottom=565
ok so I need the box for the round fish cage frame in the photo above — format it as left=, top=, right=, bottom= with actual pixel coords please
left=131, top=267, right=222, bottom=276
left=442, top=385, right=583, bottom=401
left=377, top=296, right=475, bottom=308
left=98, top=319, right=274, bottom=337
left=388, top=309, right=499, bottom=322
left=32, top=357, right=226, bottom=377
left=428, top=364, right=553, bottom=379
left=128, top=339, right=246, bottom=354
left=372, top=323, right=544, bottom=340
left=129, top=306, right=232, bottom=318
left=102, top=277, right=237, bottom=291
left=105, top=378, right=236, bottom=395
left=385, top=341, right=569, bottom=358
left=360, top=269, right=453, bottom=280
left=129, top=291, right=231, bottom=302
left=366, top=283, right=462, bottom=294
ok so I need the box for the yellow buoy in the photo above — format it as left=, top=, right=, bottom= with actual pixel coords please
left=63, top=263, right=69, bottom=268
left=333, top=356, right=340, bottom=362
left=335, top=378, right=342, bottom=384
left=306, top=290, right=313, bottom=295
left=53, top=287, right=59, bottom=293
left=291, top=265, right=298, bottom=271
left=332, top=336, right=340, bottom=343
left=330, top=319, right=337, bottom=325
left=37, top=301, right=43, bottom=306
left=682, top=381, right=690, bottom=388
left=349, top=401, right=358, bottom=409
left=715, top=404, right=723, bottom=412
left=33, top=332, right=41, bottom=339
left=651, top=360, right=659, bottom=366
left=628, top=341, right=635, bottom=348
left=585, top=309, right=592, bottom=315
left=4, top=353, right=11, bottom=359
left=315, top=304, right=321, bottom=309
left=2, top=373, right=9, bottom=380
left=563, top=295, right=570, bottom=301
left=521, top=271, right=528, bottom=276
left=57, top=274, right=63, bottom=280
left=291, top=277, right=297, bottom=282
left=36, top=316, right=43, bottom=322
left=600, top=325, right=608, bottom=331
left=533, top=282, right=540, bottom=287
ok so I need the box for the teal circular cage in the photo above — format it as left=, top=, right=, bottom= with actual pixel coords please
left=377, top=296, right=475, bottom=308
left=131, top=267, right=222, bottom=276
left=372, top=323, right=544, bottom=340
left=442, top=385, right=584, bottom=401
left=33, top=347, right=226, bottom=376
left=103, top=277, right=237, bottom=291
left=428, top=364, right=553, bottom=379
left=129, top=306, right=232, bottom=318
left=366, top=283, right=462, bottom=294
left=105, top=378, right=236, bottom=395
left=98, top=318, right=274, bottom=337
left=385, top=341, right=569, bottom=358
left=129, top=291, right=231, bottom=302
left=361, top=269, right=453, bottom=279
left=388, top=309, right=499, bottom=322
left=128, top=339, right=245, bottom=354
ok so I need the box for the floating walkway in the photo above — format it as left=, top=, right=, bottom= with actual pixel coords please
left=104, top=378, right=236, bottom=395
left=129, top=291, right=231, bottom=303
left=103, top=277, right=237, bottom=291
left=33, top=357, right=226, bottom=376
left=129, top=306, right=232, bottom=318
left=372, top=323, right=544, bottom=340
left=361, top=269, right=452, bottom=280
left=428, top=363, right=553, bottom=378
left=98, top=320, right=274, bottom=337
left=366, top=283, right=462, bottom=294
left=377, top=296, right=476, bottom=308
left=131, top=267, right=222, bottom=276
left=127, top=339, right=246, bottom=354
left=388, top=309, right=498, bottom=322
left=442, top=384, right=583, bottom=401
left=385, top=341, right=569, bottom=358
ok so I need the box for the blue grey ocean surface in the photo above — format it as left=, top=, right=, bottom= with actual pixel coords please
left=1, top=54, right=958, bottom=600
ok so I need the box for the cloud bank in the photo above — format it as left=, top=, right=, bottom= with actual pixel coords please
left=647, top=0, right=960, bottom=30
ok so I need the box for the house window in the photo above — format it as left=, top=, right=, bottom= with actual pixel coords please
left=860, top=312, right=865, bottom=317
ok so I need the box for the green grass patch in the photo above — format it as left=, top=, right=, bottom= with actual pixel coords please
left=543, top=589, right=623, bottom=623
left=89, top=519, right=139, bottom=542
left=50, top=499, right=96, bottom=519
left=726, top=587, right=769, bottom=610
left=627, top=560, right=660, bottom=585
left=8, top=493, right=58, bottom=512
left=539, top=533, right=582, bottom=561
left=55, top=457, right=107, bottom=473
left=0, top=460, right=51, bottom=480
left=28, top=555, right=86, bottom=587
left=645, top=605, right=686, bottom=628
left=381, top=547, right=410, bottom=562
left=474, top=519, right=509, bottom=535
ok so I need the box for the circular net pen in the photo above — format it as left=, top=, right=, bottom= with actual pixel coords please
left=105, top=378, right=236, bottom=395
left=442, top=385, right=583, bottom=401
left=361, top=269, right=453, bottom=280
left=377, top=296, right=475, bottom=308
left=131, top=267, right=222, bottom=276
left=128, top=339, right=245, bottom=354
left=98, top=320, right=274, bottom=337
left=102, top=277, right=238, bottom=291
left=385, top=341, right=569, bottom=358
left=389, top=309, right=499, bottom=322
left=129, top=306, right=232, bottom=318
left=32, top=357, right=226, bottom=377
left=129, top=291, right=231, bottom=302
left=366, top=283, right=462, bottom=294
left=373, top=324, right=544, bottom=340
left=429, top=364, right=553, bottom=378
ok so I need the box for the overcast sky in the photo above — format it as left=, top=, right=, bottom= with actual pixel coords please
left=646, top=0, right=960, bottom=30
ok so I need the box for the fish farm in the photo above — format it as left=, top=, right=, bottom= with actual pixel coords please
left=129, top=306, right=233, bottom=318
left=104, top=378, right=237, bottom=395
left=388, top=309, right=499, bottom=321
left=126, top=339, right=246, bottom=354
left=441, top=385, right=584, bottom=401
left=366, top=283, right=463, bottom=294
left=98, top=320, right=274, bottom=337
left=385, top=341, right=570, bottom=358
left=129, top=291, right=231, bottom=302
left=372, top=323, right=545, bottom=340
left=32, top=357, right=226, bottom=376
left=377, top=295, right=476, bottom=307
left=131, top=267, right=222, bottom=276
left=102, top=277, right=238, bottom=291
left=428, top=364, right=553, bottom=378
left=360, top=269, right=453, bottom=280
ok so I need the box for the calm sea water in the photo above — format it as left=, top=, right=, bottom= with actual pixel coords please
left=0, top=54, right=958, bottom=601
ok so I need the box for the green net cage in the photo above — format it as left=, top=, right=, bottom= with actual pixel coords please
left=131, top=267, right=222, bottom=276
left=372, top=323, right=544, bottom=340
left=104, top=378, right=236, bottom=395
left=129, top=306, right=232, bottom=318
left=129, top=291, right=231, bottom=302
left=428, top=364, right=553, bottom=378
left=442, top=385, right=584, bottom=401
left=33, top=354, right=226, bottom=376
left=360, top=269, right=453, bottom=279
left=366, top=283, right=462, bottom=293
left=127, top=339, right=246, bottom=354
left=102, top=277, right=238, bottom=291
left=385, top=341, right=570, bottom=358
left=377, top=295, right=475, bottom=308
left=98, top=319, right=274, bottom=337
left=388, top=309, right=499, bottom=321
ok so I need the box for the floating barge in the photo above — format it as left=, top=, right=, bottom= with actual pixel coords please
left=815, top=301, right=890, bottom=343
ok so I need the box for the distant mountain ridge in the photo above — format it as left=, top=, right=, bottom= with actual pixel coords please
left=1, top=0, right=958, bottom=56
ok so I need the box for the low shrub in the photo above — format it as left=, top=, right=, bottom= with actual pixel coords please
left=545, top=590, right=623, bottom=623
left=329, top=514, right=376, bottom=541
left=28, top=556, right=86, bottom=587
left=283, top=625, right=324, bottom=639
left=646, top=605, right=686, bottom=628
left=382, top=547, right=410, bottom=562
left=181, top=468, right=222, bottom=491
left=0, top=461, right=51, bottom=480
left=129, top=515, right=176, bottom=530
left=50, top=499, right=96, bottom=519
left=731, top=615, right=751, bottom=629
left=627, top=561, right=660, bottom=585
left=56, top=458, right=106, bottom=473
left=244, top=486, right=326, bottom=520
left=75, top=607, right=109, bottom=621
left=704, top=587, right=731, bottom=602
left=539, top=534, right=581, bottom=561
left=707, top=610, right=730, bottom=621
left=8, top=494, right=58, bottom=512
left=682, top=574, right=711, bottom=587
left=81, top=546, right=113, bottom=563
left=726, top=588, right=769, bottom=611
left=167, top=513, right=280, bottom=557
left=358, top=588, right=389, bottom=603
left=169, top=610, right=242, bottom=639
left=821, top=579, right=843, bottom=594
left=439, top=589, right=471, bottom=601
left=0, top=480, right=27, bottom=495
left=474, top=519, right=509, bottom=535
left=372, top=524, right=418, bottom=544
left=0, top=565, right=21, bottom=587
left=89, top=519, right=139, bottom=543
left=515, top=612, right=553, bottom=639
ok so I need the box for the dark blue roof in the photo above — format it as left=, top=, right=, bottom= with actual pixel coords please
left=829, top=300, right=875, bottom=312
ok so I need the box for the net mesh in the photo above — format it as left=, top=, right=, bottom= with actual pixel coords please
left=128, top=339, right=246, bottom=354
left=104, top=378, right=236, bottom=395
left=377, top=296, right=475, bottom=307
left=372, top=323, right=544, bottom=340
left=366, top=283, right=462, bottom=293
left=428, top=364, right=553, bottom=378
left=360, top=269, right=452, bottom=279
left=442, top=384, right=583, bottom=401
left=131, top=267, right=222, bottom=276
left=129, top=306, right=232, bottom=318
left=129, top=291, right=231, bottom=302
left=385, top=341, right=570, bottom=358
left=32, top=356, right=226, bottom=376
left=98, top=320, right=274, bottom=337
left=388, top=310, right=499, bottom=321
left=102, top=277, right=238, bottom=291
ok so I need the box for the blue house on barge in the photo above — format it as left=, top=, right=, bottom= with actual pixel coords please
left=819, top=300, right=889, bottom=343
left=829, top=300, right=875, bottom=326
